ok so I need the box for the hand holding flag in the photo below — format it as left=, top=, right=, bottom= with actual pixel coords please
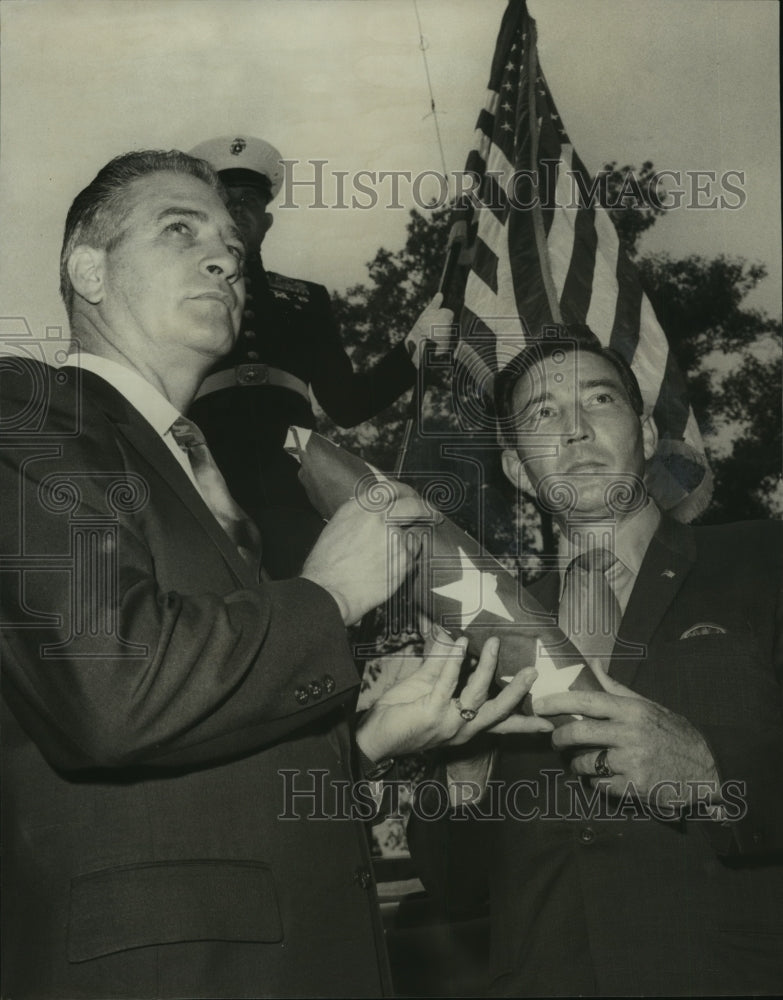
left=355, top=633, right=554, bottom=764
left=300, top=480, right=434, bottom=627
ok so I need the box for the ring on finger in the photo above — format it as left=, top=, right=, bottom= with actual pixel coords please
left=454, top=699, right=478, bottom=722
left=594, top=748, right=613, bottom=778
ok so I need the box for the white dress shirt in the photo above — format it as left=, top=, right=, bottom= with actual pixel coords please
left=61, top=352, right=199, bottom=491
left=558, top=499, right=662, bottom=616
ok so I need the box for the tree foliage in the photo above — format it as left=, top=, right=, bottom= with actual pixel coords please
left=602, top=159, right=667, bottom=256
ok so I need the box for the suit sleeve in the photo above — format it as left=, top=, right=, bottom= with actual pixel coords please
left=692, top=525, right=783, bottom=857
left=0, top=376, right=360, bottom=773
left=306, top=284, right=417, bottom=427
left=697, top=721, right=783, bottom=856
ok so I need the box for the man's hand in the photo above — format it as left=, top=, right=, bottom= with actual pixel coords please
left=356, top=633, right=554, bottom=763
left=300, top=495, right=437, bottom=625
left=404, top=292, right=455, bottom=364
left=533, top=672, right=720, bottom=809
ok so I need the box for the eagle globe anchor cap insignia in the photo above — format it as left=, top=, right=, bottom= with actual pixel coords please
left=188, top=135, right=285, bottom=198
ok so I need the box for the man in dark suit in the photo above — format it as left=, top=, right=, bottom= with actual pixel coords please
left=0, top=149, right=538, bottom=999
left=187, top=134, right=452, bottom=576
left=409, top=327, right=783, bottom=996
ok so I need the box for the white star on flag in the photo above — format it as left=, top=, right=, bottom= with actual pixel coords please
left=432, top=547, right=514, bottom=628
left=501, top=640, right=583, bottom=700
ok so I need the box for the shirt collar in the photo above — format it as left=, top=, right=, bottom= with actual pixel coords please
left=559, top=499, right=662, bottom=579
left=62, top=352, right=183, bottom=437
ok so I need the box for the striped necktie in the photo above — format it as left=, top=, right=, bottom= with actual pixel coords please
left=558, top=547, right=621, bottom=671
left=169, top=417, right=263, bottom=577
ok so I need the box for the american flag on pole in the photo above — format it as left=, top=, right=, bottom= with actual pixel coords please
left=447, top=0, right=712, bottom=521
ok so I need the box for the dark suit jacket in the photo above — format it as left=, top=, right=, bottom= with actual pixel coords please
left=0, top=361, right=391, bottom=999
left=410, top=516, right=783, bottom=996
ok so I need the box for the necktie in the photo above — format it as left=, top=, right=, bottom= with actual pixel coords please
left=559, top=547, right=621, bottom=671
left=169, top=417, right=264, bottom=577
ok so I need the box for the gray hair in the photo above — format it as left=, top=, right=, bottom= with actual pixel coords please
left=60, top=149, right=221, bottom=317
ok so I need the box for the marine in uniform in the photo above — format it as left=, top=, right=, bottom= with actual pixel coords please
left=188, top=135, right=451, bottom=577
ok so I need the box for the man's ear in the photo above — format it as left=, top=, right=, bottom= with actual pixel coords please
left=262, top=212, right=274, bottom=236
left=501, top=448, right=534, bottom=495
left=67, top=246, right=105, bottom=305
left=641, top=412, right=659, bottom=462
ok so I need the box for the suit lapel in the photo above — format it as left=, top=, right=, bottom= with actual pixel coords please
left=610, top=516, right=696, bottom=687
left=83, top=371, right=256, bottom=586
left=529, top=568, right=560, bottom=617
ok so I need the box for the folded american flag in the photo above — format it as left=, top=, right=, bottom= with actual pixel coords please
left=285, top=426, right=599, bottom=709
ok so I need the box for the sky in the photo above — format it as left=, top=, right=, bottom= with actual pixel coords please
left=1, top=0, right=780, bottom=354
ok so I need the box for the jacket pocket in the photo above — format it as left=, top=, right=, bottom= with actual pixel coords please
left=68, top=859, right=282, bottom=962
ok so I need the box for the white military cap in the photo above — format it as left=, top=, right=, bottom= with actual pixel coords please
left=188, top=135, right=284, bottom=198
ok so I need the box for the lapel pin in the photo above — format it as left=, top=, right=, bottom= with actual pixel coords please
left=662, top=569, right=676, bottom=579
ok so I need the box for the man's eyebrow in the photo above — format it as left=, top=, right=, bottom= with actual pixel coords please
left=156, top=207, right=208, bottom=223
left=579, top=377, right=623, bottom=392
left=522, top=390, right=553, bottom=410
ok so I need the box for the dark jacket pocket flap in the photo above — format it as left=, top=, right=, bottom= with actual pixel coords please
left=69, top=860, right=282, bottom=962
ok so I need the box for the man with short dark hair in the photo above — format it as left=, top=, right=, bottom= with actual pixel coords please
left=0, top=149, right=539, bottom=999
left=188, top=134, right=452, bottom=576
left=411, top=325, right=783, bottom=996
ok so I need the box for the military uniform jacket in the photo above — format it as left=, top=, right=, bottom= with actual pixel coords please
left=189, top=257, right=416, bottom=466
left=189, top=258, right=418, bottom=576
left=0, top=361, right=392, bottom=999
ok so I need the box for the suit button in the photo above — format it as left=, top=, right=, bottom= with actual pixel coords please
left=294, top=686, right=309, bottom=705
left=579, top=827, right=595, bottom=844
left=353, top=865, right=372, bottom=890
left=308, top=680, right=323, bottom=699
left=247, top=351, right=260, bottom=361
left=322, top=674, right=335, bottom=694
left=243, top=328, right=256, bottom=338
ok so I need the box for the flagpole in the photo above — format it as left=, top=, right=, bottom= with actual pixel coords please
left=393, top=217, right=466, bottom=479
left=392, top=3, right=463, bottom=480
left=412, top=0, right=449, bottom=181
